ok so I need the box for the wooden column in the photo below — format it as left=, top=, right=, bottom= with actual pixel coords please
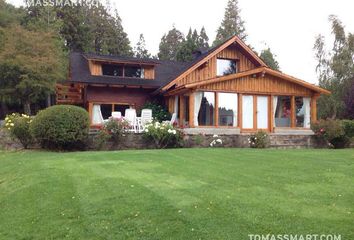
left=88, top=102, right=93, bottom=125
left=290, top=96, right=296, bottom=128
left=179, top=96, right=185, bottom=127
left=253, top=96, right=257, bottom=130
left=269, top=95, right=274, bottom=132
left=215, top=92, right=219, bottom=127
left=238, top=94, right=243, bottom=129
left=189, top=92, right=195, bottom=128
left=311, top=94, right=319, bottom=123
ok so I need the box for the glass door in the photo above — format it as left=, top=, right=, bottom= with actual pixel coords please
left=257, top=96, right=268, bottom=129
left=242, top=95, right=254, bottom=129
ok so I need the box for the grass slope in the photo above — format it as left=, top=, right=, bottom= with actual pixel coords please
left=0, top=149, right=353, bottom=239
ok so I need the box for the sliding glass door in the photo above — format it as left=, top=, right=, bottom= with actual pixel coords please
left=242, top=95, right=254, bottom=129
left=257, top=96, right=268, bottom=129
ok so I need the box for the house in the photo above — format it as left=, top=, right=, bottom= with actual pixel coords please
left=56, top=35, right=330, bottom=134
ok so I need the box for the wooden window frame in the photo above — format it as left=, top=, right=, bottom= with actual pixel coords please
left=216, top=58, right=238, bottom=77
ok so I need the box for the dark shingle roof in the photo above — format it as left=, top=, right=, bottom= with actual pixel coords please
left=68, top=52, right=190, bottom=88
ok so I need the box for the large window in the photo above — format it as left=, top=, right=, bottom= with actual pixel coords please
left=218, top=93, right=238, bottom=126
left=102, top=64, right=123, bottom=76
left=274, top=96, right=291, bottom=127
left=197, top=92, right=215, bottom=126
left=217, top=58, right=237, bottom=76
left=125, top=66, right=144, bottom=78
left=102, top=64, right=144, bottom=78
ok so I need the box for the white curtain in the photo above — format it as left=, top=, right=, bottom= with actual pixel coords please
left=273, top=96, right=278, bottom=127
left=303, top=97, right=311, bottom=128
left=174, top=96, right=179, bottom=118
left=194, top=92, right=203, bottom=126
left=92, top=104, right=103, bottom=124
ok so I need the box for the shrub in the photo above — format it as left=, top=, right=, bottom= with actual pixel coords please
left=102, top=118, right=129, bottom=145
left=142, top=101, right=171, bottom=122
left=342, top=120, right=354, bottom=138
left=311, top=119, right=349, bottom=149
left=4, top=113, right=34, bottom=149
left=143, top=121, right=183, bottom=148
left=30, top=105, right=89, bottom=150
left=248, top=131, right=269, bottom=148
left=92, top=130, right=110, bottom=150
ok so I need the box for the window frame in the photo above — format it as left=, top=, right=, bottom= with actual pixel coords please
left=216, top=58, right=238, bottom=77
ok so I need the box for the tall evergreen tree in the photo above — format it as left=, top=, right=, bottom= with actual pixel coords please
left=198, top=26, right=209, bottom=49
left=213, top=0, right=247, bottom=46
left=158, top=26, right=184, bottom=61
left=260, top=48, right=280, bottom=70
left=314, top=15, right=354, bottom=119
left=134, top=34, right=151, bottom=58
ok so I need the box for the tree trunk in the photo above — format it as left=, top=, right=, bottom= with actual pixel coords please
left=24, top=102, right=31, bottom=115
left=46, top=94, right=52, bottom=107
left=1, top=102, right=8, bottom=118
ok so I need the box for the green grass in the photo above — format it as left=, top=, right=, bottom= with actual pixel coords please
left=0, top=149, right=353, bottom=239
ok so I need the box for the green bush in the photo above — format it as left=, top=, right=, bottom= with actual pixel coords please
left=30, top=105, right=90, bottom=150
left=142, top=101, right=171, bottom=122
left=102, top=118, right=129, bottom=145
left=4, top=113, right=34, bottom=149
left=342, top=120, right=354, bottom=138
left=311, top=119, right=350, bottom=149
left=143, top=121, right=183, bottom=148
left=248, top=131, right=269, bottom=148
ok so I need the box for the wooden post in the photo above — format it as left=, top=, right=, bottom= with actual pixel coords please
left=269, top=95, right=274, bottom=132
left=311, top=94, right=319, bottom=123
left=238, top=93, right=243, bottom=129
left=88, top=102, right=93, bottom=125
left=215, top=92, right=219, bottom=127
left=189, top=92, right=195, bottom=128
left=253, top=96, right=257, bottom=130
left=291, top=96, right=296, bottom=128
left=179, top=96, right=185, bottom=127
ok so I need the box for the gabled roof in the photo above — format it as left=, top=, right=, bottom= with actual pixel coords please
left=160, top=35, right=267, bottom=92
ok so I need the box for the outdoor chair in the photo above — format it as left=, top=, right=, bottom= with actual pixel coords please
left=124, top=108, right=138, bottom=133
left=111, top=111, right=122, bottom=119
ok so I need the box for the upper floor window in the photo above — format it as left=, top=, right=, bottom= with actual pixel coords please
left=102, top=64, right=123, bottom=77
left=125, top=66, right=144, bottom=78
left=101, top=64, right=144, bottom=78
left=217, top=58, right=237, bottom=76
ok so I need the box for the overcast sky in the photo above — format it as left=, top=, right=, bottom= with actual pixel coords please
left=7, top=0, right=354, bottom=84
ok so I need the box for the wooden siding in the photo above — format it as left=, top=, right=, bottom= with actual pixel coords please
left=86, top=86, right=152, bottom=110
left=196, top=74, right=315, bottom=96
left=175, top=45, right=256, bottom=87
left=88, top=60, right=102, bottom=76
left=144, top=66, right=155, bottom=79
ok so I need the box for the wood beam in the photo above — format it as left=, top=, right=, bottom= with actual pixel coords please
left=189, top=92, right=195, bottom=128
left=311, top=94, right=319, bottom=123
left=215, top=92, right=219, bottom=127
left=179, top=96, right=185, bottom=127
left=291, top=96, right=296, bottom=127
left=238, top=93, right=243, bottom=128
left=88, top=102, right=93, bottom=125
left=269, top=95, right=274, bottom=132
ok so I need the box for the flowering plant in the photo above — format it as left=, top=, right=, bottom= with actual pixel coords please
left=248, top=130, right=269, bottom=148
left=102, top=118, right=130, bottom=145
left=143, top=121, right=183, bottom=148
left=210, top=134, right=223, bottom=147
left=4, top=113, right=34, bottom=149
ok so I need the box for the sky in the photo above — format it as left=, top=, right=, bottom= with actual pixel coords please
left=7, top=0, right=354, bottom=84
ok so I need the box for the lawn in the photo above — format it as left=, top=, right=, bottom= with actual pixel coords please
left=0, top=149, right=353, bottom=240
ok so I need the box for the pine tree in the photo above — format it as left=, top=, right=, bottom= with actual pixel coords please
left=134, top=34, right=151, bottom=58
left=198, top=26, right=209, bottom=49
left=260, top=48, right=280, bottom=70
left=213, top=0, right=247, bottom=46
left=158, top=26, right=184, bottom=60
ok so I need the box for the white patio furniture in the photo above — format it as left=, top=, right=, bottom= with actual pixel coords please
left=92, top=104, right=108, bottom=125
left=124, top=108, right=138, bottom=133
left=141, top=109, right=153, bottom=125
left=111, top=111, right=122, bottom=119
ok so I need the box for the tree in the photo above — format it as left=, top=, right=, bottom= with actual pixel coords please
left=0, top=25, right=64, bottom=114
left=313, top=15, right=354, bottom=119
left=344, top=78, right=354, bottom=119
left=198, top=26, right=209, bottom=49
left=134, top=34, right=151, bottom=58
left=260, top=48, right=280, bottom=70
left=158, top=26, right=184, bottom=61
left=213, top=0, right=247, bottom=46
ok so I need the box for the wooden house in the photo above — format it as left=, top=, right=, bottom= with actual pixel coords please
left=57, top=35, right=329, bottom=133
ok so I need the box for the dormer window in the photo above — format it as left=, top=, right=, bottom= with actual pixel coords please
left=102, top=64, right=123, bottom=76
left=217, top=58, right=237, bottom=76
left=101, top=63, right=145, bottom=78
